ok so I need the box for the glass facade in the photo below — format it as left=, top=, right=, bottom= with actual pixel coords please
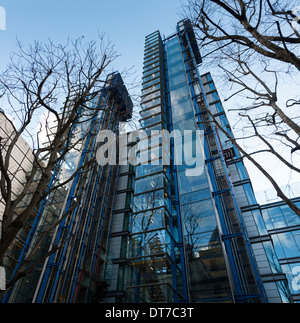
left=164, top=29, right=233, bottom=303
left=3, top=73, right=133, bottom=303
left=3, top=19, right=300, bottom=304
left=261, top=200, right=300, bottom=302
left=124, top=19, right=266, bottom=303
left=125, top=31, right=182, bottom=303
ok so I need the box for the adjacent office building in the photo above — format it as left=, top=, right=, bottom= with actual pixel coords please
left=0, top=113, right=34, bottom=233
left=1, top=20, right=300, bottom=303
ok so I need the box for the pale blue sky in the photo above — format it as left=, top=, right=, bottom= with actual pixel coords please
left=0, top=0, right=183, bottom=83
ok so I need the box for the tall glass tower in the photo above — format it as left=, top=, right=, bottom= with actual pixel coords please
left=124, top=19, right=267, bottom=303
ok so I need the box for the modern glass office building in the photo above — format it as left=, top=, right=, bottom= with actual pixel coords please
left=111, top=19, right=297, bottom=304
left=1, top=20, right=300, bottom=304
left=116, top=19, right=264, bottom=304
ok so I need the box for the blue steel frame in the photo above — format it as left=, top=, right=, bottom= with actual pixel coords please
left=35, top=74, right=122, bottom=302
left=65, top=96, right=113, bottom=302
left=177, top=20, right=266, bottom=303
left=162, top=36, right=189, bottom=303
left=162, top=53, right=179, bottom=304
left=68, top=92, right=118, bottom=302
left=69, top=73, right=126, bottom=302
left=35, top=94, right=105, bottom=303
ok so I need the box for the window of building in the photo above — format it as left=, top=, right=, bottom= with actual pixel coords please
left=252, top=209, right=268, bottom=235
left=244, top=183, right=257, bottom=205
left=177, top=170, right=209, bottom=196
left=263, top=240, right=282, bottom=273
left=281, top=262, right=300, bottom=294
left=208, top=82, right=216, bottom=91
left=181, top=199, right=217, bottom=235
left=236, top=162, right=249, bottom=181
left=262, top=203, right=300, bottom=231
left=168, top=63, right=185, bottom=77
left=272, top=230, right=300, bottom=259
left=134, top=174, right=164, bottom=195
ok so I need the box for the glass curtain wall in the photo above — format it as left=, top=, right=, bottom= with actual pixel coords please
left=173, top=19, right=266, bottom=303
left=125, top=31, right=182, bottom=303
left=164, top=26, right=233, bottom=303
